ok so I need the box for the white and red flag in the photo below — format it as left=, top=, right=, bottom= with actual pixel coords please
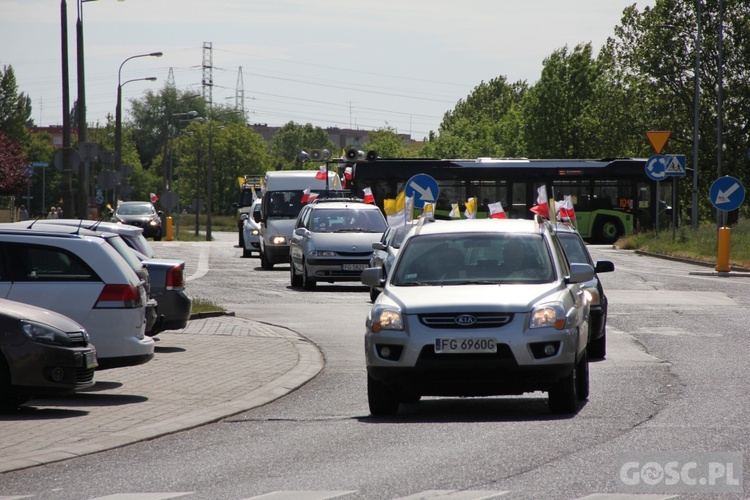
left=300, top=187, right=312, bottom=203
left=556, top=195, right=576, bottom=221
left=150, top=193, right=159, bottom=203
left=529, top=185, right=550, bottom=219
left=488, top=201, right=507, bottom=219
left=363, top=187, right=375, bottom=204
left=315, top=165, right=327, bottom=180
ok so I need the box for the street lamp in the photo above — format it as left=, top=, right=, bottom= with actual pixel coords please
left=660, top=8, right=701, bottom=230
left=113, top=51, right=162, bottom=202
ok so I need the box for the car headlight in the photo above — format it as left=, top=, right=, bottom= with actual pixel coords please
left=271, top=236, right=287, bottom=245
left=529, top=303, right=566, bottom=330
left=19, top=320, right=73, bottom=346
left=371, top=308, right=404, bottom=332
left=251, top=229, right=259, bottom=236
left=309, top=250, right=337, bottom=257
left=148, top=219, right=159, bottom=227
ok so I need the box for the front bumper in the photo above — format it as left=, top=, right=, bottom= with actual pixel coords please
left=305, top=258, right=370, bottom=282
left=3, top=342, right=96, bottom=395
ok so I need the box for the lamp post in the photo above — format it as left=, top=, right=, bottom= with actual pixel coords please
left=114, top=51, right=162, bottom=202
left=169, top=111, right=198, bottom=238
left=660, top=8, right=701, bottom=230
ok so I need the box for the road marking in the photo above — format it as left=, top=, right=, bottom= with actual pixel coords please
left=396, top=491, right=509, bottom=499
left=606, top=290, right=737, bottom=307
left=247, top=492, right=356, bottom=499
left=186, top=242, right=210, bottom=282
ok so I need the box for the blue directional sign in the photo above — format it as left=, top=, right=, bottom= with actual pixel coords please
left=710, top=176, right=745, bottom=211
left=663, top=155, right=686, bottom=177
left=645, top=155, right=667, bottom=181
left=404, top=174, right=440, bottom=209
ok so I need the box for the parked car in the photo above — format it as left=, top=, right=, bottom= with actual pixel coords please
left=556, top=223, right=615, bottom=359
left=25, top=219, right=192, bottom=333
left=368, top=223, right=416, bottom=302
left=0, top=298, right=97, bottom=408
left=112, top=201, right=163, bottom=240
left=240, top=199, right=262, bottom=258
left=290, top=198, right=388, bottom=290
left=0, top=227, right=154, bottom=369
left=360, top=217, right=594, bottom=416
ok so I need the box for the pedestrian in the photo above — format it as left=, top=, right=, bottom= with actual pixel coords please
left=18, top=204, right=28, bottom=221
left=48, top=206, right=58, bottom=219
left=57, top=206, right=63, bottom=218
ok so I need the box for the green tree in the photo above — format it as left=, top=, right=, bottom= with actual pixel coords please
left=268, top=122, right=337, bottom=170
left=0, top=64, right=32, bottom=146
left=362, top=126, right=411, bottom=158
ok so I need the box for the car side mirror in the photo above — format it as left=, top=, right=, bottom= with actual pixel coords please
left=566, top=263, right=595, bottom=284
left=372, top=242, right=387, bottom=251
left=294, top=227, right=307, bottom=236
left=595, top=260, right=615, bottom=273
left=240, top=213, right=248, bottom=221
left=361, top=267, right=385, bottom=288
left=157, top=210, right=164, bottom=217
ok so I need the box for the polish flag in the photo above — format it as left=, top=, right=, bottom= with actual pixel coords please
left=300, top=187, right=312, bottom=203
left=488, top=201, right=507, bottom=219
left=150, top=193, right=159, bottom=203
left=557, top=195, right=576, bottom=220
left=315, top=165, right=327, bottom=180
left=363, top=187, right=375, bottom=204
left=529, top=185, right=550, bottom=219
left=308, top=192, right=319, bottom=202
left=344, top=166, right=353, bottom=180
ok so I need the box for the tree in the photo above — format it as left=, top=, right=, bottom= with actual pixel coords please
left=268, top=122, right=337, bottom=170
left=0, top=131, right=29, bottom=196
left=0, top=64, right=32, bottom=146
left=362, top=126, right=411, bottom=158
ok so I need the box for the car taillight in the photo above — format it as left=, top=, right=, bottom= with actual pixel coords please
left=95, top=284, right=142, bottom=309
left=166, top=264, right=185, bottom=290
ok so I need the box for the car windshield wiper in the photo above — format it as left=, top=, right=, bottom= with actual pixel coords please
left=396, top=281, right=433, bottom=286
left=335, top=227, right=368, bottom=232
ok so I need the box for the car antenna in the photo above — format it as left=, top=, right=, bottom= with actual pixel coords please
left=25, top=215, right=44, bottom=229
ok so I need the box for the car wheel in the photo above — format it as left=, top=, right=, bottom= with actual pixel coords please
left=290, top=257, right=302, bottom=287
left=260, top=250, right=274, bottom=270
left=369, top=286, right=380, bottom=302
left=589, top=331, right=606, bottom=360
left=242, top=246, right=252, bottom=258
left=548, top=361, right=579, bottom=414
left=154, top=228, right=162, bottom=242
left=576, top=347, right=589, bottom=401
left=238, top=231, right=245, bottom=248
left=302, top=259, right=316, bottom=290
left=0, top=359, right=30, bottom=409
left=594, top=218, right=622, bottom=244
left=367, top=374, right=400, bottom=416
left=399, top=390, right=421, bottom=404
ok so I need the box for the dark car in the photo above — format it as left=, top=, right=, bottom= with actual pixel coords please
left=0, top=298, right=97, bottom=408
left=556, top=224, right=615, bottom=359
left=112, top=201, right=163, bottom=240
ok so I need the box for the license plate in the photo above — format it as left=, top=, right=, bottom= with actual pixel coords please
left=343, top=263, right=367, bottom=271
left=435, top=338, right=497, bottom=354
left=85, top=350, right=98, bottom=369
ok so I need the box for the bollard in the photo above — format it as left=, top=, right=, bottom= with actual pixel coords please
left=715, top=227, right=731, bottom=273
left=165, top=216, right=173, bottom=241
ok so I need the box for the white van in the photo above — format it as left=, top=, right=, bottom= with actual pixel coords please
left=257, top=169, right=344, bottom=269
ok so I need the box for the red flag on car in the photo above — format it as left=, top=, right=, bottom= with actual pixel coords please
left=488, top=201, right=507, bottom=219
left=363, top=187, right=375, bottom=204
left=150, top=193, right=159, bottom=203
left=557, top=195, right=576, bottom=221
left=315, top=165, right=327, bottom=180
left=529, top=186, right=549, bottom=219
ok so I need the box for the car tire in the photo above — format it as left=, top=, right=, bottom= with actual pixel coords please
left=589, top=331, right=606, bottom=360
left=399, top=391, right=421, bottom=404
left=154, top=228, right=162, bottom=242
left=369, top=286, right=380, bottom=302
left=242, top=246, right=252, bottom=258
left=0, top=358, right=30, bottom=409
left=576, top=347, right=589, bottom=401
left=548, top=361, right=579, bottom=414
left=593, top=217, right=622, bottom=244
left=302, top=260, right=316, bottom=290
left=239, top=231, right=245, bottom=248
left=367, top=374, right=400, bottom=416
left=290, top=257, right=302, bottom=287
left=260, top=250, right=274, bottom=270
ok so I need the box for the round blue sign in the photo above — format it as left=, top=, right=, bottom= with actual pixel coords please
left=709, top=176, right=745, bottom=211
left=645, top=155, right=667, bottom=181
left=404, top=174, right=440, bottom=209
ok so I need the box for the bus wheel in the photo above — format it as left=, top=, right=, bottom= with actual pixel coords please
left=594, top=218, right=623, bottom=244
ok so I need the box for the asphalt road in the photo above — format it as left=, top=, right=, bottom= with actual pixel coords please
left=0, top=231, right=747, bottom=500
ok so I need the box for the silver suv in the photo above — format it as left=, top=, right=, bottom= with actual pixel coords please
left=290, top=198, right=387, bottom=290
left=360, top=217, right=595, bottom=416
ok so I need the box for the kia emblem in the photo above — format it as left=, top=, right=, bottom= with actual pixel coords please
left=455, top=314, right=477, bottom=326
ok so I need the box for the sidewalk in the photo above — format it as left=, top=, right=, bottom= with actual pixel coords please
left=0, top=314, right=324, bottom=473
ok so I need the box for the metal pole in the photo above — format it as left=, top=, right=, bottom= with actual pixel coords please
left=114, top=82, right=122, bottom=204
left=206, top=126, right=213, bottom=241
left=691, top=0, right=701, bottom=230
left=76, top=0, right=87, bottom=217
left=61, top=0, right=74, bottom=219
left=716, top=0, right=724, bottom=227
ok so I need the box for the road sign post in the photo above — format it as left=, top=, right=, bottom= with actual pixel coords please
left=709, top=176, right=745, bottom=273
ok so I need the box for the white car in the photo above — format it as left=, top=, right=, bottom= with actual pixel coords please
left=361, top=217, right=594, bottom=416
left=0, top=227, right=154, bottom=369
left=240, top=199, right=262, bottom=258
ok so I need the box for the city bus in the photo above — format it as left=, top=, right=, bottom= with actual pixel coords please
left=342, top=157, right=670, bottom=243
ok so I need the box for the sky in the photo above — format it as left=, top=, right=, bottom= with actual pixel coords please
left=1, top=0, right=655, bottom=141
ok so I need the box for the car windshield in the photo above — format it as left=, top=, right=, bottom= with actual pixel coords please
left=391, top=225, right=414, bottom=249
left=117, top=204, right=154, bottom=216
left=311, top=209, right=387, bottom=233
left=558, top=233, right=591, bottom=265
left=392, top=232, right=555, bottom=285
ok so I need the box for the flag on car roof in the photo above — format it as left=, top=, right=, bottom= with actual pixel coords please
left=251, top=185, right=258, bottom=201
left=449, top=203, right=461, bottom=219
left=150, top=192, right=159, bottom=203
left=464, top=197, right=477, bottom=219
left=422, top=202, right=434, bottom=219
left=315, top=165, right=327, bottom=180
left=557, top=195, right=576, bottom=221
left=384, top=191, right=412, bottom=227
left=529, top=185, right=549, bottom=219
left=488, top=201, right=507, bottom=219
left=363, top=187, right=375, bottom=204
left=301, top=187, right=312, bottom=204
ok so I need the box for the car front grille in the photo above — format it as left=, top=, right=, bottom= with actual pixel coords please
left=75, top=367, right=95, bottom=386
left=336, top=251, right=373, bottom=257
left=67, top=330, right=88, bottom=345
left=418, top=312, right=514, bottom=329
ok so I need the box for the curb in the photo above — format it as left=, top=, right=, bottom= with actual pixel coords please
left=633, top=249, right=750, bottom=272
left=189, top=310, right=235, bottom=320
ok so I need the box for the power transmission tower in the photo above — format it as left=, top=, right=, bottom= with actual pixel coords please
left=235, top=66, right=245, bottom=116
left=166, top=67, right=175, bottom=88
left=202, top=42, right=213, bottom=109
